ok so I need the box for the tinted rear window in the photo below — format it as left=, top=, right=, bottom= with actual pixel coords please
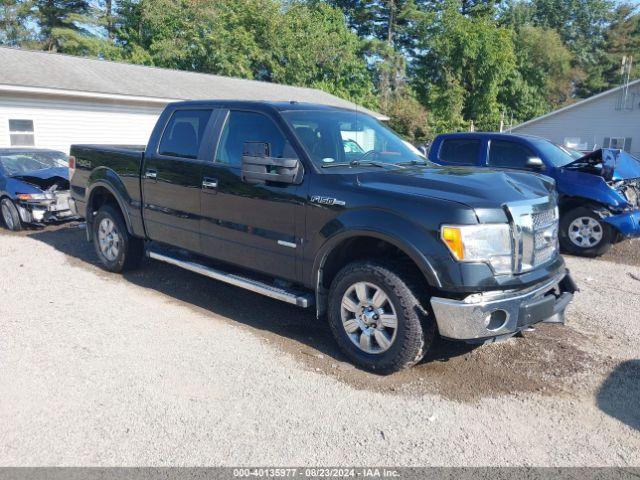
left=159, top=110, right=212, bottom=159
left=438, top=138, right=481, bottom=166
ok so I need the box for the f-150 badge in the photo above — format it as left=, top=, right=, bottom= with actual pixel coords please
left=311, top=196, right=346, bottom=207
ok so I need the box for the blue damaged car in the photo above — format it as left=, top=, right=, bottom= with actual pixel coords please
left=429, top=133, right=640, bottom=257
left=0, top=148, right=74, bottom=231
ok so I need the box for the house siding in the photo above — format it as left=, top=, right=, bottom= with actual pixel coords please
left=512, top=84, right=640, bottom=158
left=0, top=94, right=164, bottom=153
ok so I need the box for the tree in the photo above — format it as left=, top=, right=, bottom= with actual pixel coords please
left=380, top=89, right=430, bottom=143
left=500, top=25, right=573, bottom=122
left=460, top=0, right=501, bottom=17
left=23, top=0, right=115, bottom=55
left=328, top=0, right=428, bottom=102
left=601, top=4, right=640, bottom=87
left=115, top=0, right=376, bottom=107
left=529, top=0, right=615, bottom=96
left=412, top=0, right=516, bottom=132
left=272, top=2, right=377, bottom=106
left=0, top=0, right=32, bottom=47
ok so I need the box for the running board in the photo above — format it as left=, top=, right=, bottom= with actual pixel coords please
left=147, top=251, right=313, bottom=308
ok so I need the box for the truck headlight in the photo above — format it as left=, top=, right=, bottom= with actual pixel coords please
left=17, top=193, right=51, bottom=201
left=441, top=224, right=513, bottom=274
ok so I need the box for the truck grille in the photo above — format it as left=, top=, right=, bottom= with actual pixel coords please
left=506, top=197, right=559, bottom=274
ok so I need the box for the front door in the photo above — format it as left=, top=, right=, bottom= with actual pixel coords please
left=199, top=109, right=305, bottom=282
left=142, top=108, right=214, bottom=252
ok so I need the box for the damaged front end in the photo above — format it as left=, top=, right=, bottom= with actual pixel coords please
left=563, top=149, right=640, bottom=238
left=13, top=174, right=76, bottom=225
left=605, top=178, right=640, bottom=237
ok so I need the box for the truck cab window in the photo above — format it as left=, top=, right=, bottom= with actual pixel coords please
left=216, top=111, right=296, bottom=167
left=438, top=139, right=481, bottom=166
left=158, top=109, right=212, bottom=159
left=488, top=141, right=537, bottom=169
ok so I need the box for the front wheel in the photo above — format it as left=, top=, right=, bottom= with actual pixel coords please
left=1, top=198, right=23, bottom=231
left=560, top=207, right=613, bottom=257
left=92, top=205, right=144, bottom=272
left=327, top=261, right=435, bottom=373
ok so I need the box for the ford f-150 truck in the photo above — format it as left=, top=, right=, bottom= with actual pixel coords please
left=69, top=101, right=577, bottom=373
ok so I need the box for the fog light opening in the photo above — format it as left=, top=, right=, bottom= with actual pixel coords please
left=484, top=309, right=509, bottom=331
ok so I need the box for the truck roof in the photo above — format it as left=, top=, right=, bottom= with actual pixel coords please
left=167, top=100, right=365, bottom=116
left=434, top=132, right=547, bottom=142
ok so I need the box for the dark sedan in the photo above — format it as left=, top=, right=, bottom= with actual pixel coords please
left=0, top=148, right=75, bottom=231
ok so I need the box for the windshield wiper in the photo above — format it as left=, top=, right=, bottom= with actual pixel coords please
left=321, top=160, right=397, bottom=169
left=395, top=160, right=428, bottom=166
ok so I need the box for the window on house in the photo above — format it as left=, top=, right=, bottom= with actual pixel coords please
left=603, top=137, right=632, bottom=153
left=9, top=119, right=35, bottom=146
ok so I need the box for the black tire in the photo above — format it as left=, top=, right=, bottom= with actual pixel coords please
left=1, top=198, right=23, bottom=232
left=327, top=260, right=435, bottom=374
left=92, top=205, right=144, bottom=272
left=560, top=207, right=613, bottom=257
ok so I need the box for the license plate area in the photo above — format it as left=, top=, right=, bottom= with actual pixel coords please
left=518, top=294, right=556, bottom=327
left=50, top=193, right=70, bottom=212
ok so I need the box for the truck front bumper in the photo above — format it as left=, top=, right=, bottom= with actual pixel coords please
left=604, top=209, right=640, bottom=238
left=430, top=272, right=577, bottom=342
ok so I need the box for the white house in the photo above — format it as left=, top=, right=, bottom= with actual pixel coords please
left=0, top=47, right=383, bottom=154
left=511, top=78, right=640, bottom=158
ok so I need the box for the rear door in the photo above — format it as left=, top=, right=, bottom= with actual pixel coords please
left=199, top=109, right=305, bottom=282
left=434, top=137, right=483, bottom=167
left=142, top=108, right=215, bottom=253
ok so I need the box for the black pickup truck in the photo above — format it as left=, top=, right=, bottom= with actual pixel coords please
left=69, top=101, right=577, bottom=373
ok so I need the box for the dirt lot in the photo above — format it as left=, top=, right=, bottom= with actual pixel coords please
left=0, top=223, right=638, bottom=466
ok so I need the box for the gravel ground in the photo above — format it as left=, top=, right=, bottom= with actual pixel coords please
left=0, top=224, right=638, bottom=466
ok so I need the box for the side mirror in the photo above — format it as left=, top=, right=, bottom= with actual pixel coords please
left=241, top=142, right=301, bottom=185
left=526, top=157, right=545, bottom=170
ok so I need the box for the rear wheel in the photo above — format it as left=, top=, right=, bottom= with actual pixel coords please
left=1, top=198, right=22, bottom=232
left=328, top=261, right=434, bottom=373
left=92, top=205, right=144, bottom=272
left=560, top=207, right=613, bottom=257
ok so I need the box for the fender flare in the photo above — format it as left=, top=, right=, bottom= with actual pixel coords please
left=311, top=215, right=444, bottom=317
left=85, top=171, right=135, bottom=236
left=313, top=228, right=441, bottom=288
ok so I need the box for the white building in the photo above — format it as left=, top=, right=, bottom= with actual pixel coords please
left=0, top=47, right=383, bottom=154
left=512, top=78, right=640, bottom=158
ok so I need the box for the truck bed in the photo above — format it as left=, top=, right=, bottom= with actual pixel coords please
left=70, top=144, right=147, bottom=236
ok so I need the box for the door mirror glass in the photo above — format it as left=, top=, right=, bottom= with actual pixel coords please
left=241, top=141, right=301, bottom=185
left=526, top=157, right=545, bottom=170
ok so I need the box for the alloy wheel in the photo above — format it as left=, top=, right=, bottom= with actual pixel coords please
left=97, top=218, right=121, bottom=262
left=568, top=216, right=603, bottom=248
left=340, top=281, right=398, bottom=354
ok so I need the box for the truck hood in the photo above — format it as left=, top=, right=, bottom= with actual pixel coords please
left=563, top=149, right=640, bottom=182
left=10, top=167, right=70, bottom=192
left=357, top=165, right=554, bottom=210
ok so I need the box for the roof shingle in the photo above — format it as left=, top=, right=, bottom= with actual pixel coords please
left=0, top=47, right=384, bottom=119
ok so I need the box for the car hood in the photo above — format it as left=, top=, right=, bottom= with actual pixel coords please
left=356, top=165, right=555, bottom=211
left=563, top=149, right=640, bottom=182
left=10, top=167, right=70, bottom=191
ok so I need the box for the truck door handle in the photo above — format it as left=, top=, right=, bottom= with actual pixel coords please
left=145, top=169, right=157, bottom=180
left=202, top=178, right=218, bottom=189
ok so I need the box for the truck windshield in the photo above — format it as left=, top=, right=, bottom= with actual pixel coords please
left=0, top=151, right=68, bottom=176
left=531, top=140, right=575, bottom=167
left=282, top=110, right=426, bottom=169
